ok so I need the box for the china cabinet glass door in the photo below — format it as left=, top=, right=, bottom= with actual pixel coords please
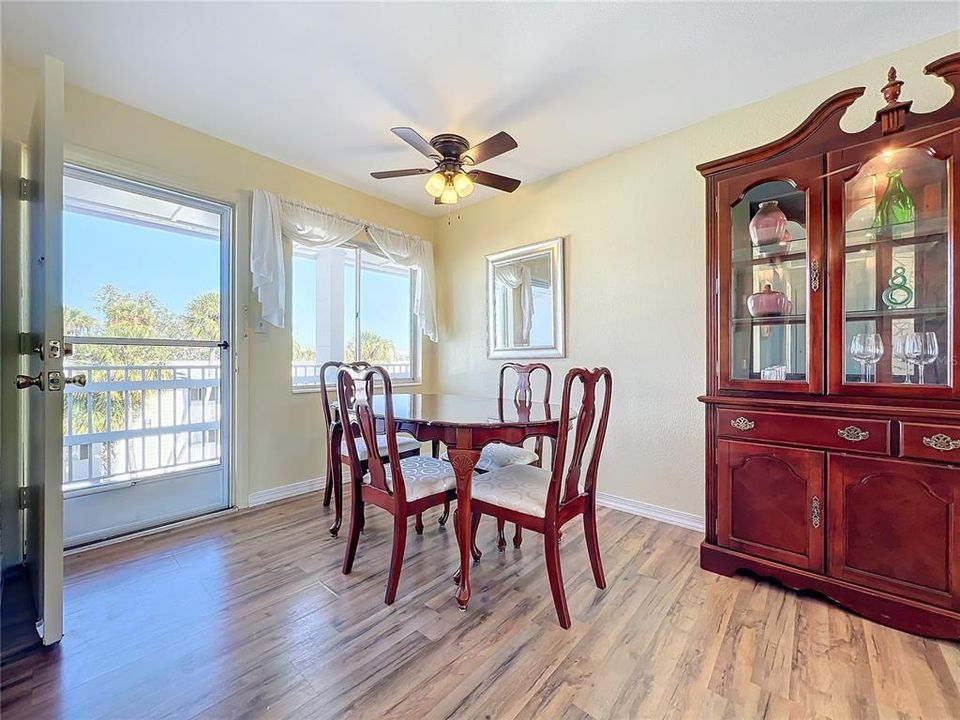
left=828, top=134, right=957, bottom=397
left=718, top=157, right=824, bottom=393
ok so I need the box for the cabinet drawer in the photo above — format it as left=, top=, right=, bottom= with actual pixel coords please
left=901, top=423, right=960, bottom=464
left=718, top=409, right=890, bottom=455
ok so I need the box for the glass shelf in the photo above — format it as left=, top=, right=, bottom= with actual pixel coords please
left=845, top=216, right=947, bottom=249
left=732, top=314, right=804, bottom=326
left=844, top=307, right=947, bottom=322
left=732, top=237, right=807, bottom=265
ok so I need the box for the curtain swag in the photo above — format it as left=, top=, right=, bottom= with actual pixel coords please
left=494, top=263, right=534, bottom=344
left=251, top=189, right=439, bottom=342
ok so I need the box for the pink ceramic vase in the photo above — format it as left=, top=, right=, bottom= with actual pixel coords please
left=747, top=283, right=790, bottom=317
left=749, top=200, right=789, bottom=250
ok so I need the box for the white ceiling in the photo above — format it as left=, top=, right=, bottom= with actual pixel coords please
left=4, top=2, right=958, bottom=216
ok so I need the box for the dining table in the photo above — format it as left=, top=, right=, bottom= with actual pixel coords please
left=330, top=392, right=564, bottom=610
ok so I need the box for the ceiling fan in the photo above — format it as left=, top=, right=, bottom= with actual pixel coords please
left=371, top=127, right=521, bottom=205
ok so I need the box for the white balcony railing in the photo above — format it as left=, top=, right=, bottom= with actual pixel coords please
left=63, top=362, right=221, bottom=491
left=292, top=360, right=412, bottom=387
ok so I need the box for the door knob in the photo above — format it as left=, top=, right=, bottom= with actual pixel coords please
left=64, top=373, right=87, bottom=387
left=15, top=373, right=43, bottom=390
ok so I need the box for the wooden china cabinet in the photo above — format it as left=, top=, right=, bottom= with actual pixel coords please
left=698, top=53, right=960, bottom=639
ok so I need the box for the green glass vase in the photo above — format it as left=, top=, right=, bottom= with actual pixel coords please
left=874, top=169, right=915, bottom=227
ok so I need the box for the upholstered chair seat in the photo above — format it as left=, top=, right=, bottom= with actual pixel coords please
left=472, top=464, right=552, bottom=517
left=442, top=442, right=539, bottom=472
left=363, top=456, right=460, bottom=501
left=348, top=434, right=420, bottom=461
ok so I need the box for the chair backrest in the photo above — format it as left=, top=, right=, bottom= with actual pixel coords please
left=498, top=362, right=552, bottom=408
left=336, top=364, right=406, bottom=499
left=547, top=367, right=613, bottom=515
left=499, top=362, right=552, bottom=462
left=319, top=360, right=370, bottom=431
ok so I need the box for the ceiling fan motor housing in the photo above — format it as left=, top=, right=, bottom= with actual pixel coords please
left=430, top=133, right=470, bottom=162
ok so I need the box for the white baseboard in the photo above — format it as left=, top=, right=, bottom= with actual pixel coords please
left=248, top=477, right=325, bottom=507
left=245, top=480, right=703, bottom=533
left=596, top=491, right=705, bottom=533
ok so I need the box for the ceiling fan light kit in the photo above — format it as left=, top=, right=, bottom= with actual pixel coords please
left=424, top=172, right=447, bottom=198
left=372, top=126, right=521, bottom=206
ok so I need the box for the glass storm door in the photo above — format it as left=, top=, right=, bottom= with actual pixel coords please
left=60, top=165, right=233, bottom=546
left=827, top=131, right=958, bottom=398
left=717, top=157, right=825, bottom=393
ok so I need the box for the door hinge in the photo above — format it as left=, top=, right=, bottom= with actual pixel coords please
left=18, top=487, right=29, bottom=509
left=18, top=177, right=34, bottom=201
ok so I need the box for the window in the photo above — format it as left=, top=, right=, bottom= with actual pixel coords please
left=292, top=243, right=418, bottom=388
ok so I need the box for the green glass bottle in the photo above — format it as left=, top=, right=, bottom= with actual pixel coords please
left=874, top=169, right=915, bottom=227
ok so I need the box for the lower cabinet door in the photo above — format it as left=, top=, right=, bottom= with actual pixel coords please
left=718, top=440, right=825, bottom=571
left=828, top=455, right=960, bottom=610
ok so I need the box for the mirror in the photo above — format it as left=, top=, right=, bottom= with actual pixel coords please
left=487, top=237, right=565, bottom=358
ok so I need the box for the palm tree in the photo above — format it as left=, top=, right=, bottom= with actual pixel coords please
left=345, top=330, right=397, bottom=363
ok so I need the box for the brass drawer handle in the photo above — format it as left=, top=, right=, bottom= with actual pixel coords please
left=838, top=426, right=870, bottom=442
left=810, top=259, right=821, bottom=292
left=811, top=496, right=821, bottom=529
left=730, top=417, right=754, bottom=432
left=922, top=433, right=960, bottom=452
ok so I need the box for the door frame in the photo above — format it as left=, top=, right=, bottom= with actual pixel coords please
left=60, top=161, right=237, bottom=529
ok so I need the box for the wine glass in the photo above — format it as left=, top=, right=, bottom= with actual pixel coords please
left=893, top=336, right=913, bottom=383
left=850, top=333, right=869, bottom=383
left=863, top=334, right=884, bottom=383
left=905, top=332, right=940, bottom=385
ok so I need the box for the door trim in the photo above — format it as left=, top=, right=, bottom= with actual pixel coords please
left=61, top=163, right=235, bottom=535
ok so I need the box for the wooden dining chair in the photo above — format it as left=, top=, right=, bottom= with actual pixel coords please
left=484, top=362, right=553, bottom=550
left=466, top=366, right=612, bottom=628
left=319, top=360, right=421, bottom=536
left=338, top=365, right=460, bottom=604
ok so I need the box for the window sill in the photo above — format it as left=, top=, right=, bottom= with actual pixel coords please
left=292, top=378, right=422, bottom=395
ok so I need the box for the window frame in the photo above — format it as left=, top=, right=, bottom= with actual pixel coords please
left=291, top=243, right=421, bottom=392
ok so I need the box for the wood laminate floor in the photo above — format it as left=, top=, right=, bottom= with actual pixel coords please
left=1, top=493, right=958, bottom=720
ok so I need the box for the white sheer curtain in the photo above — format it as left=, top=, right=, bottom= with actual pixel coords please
left=251, top=189, right=439, bottom=341
left=367, top=226, right=439, bottom=343
left=495, top=263, right=533, bottom=344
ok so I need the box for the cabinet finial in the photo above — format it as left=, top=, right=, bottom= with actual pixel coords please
left=876, top=64, right=911, bottom=135
left=882, top=66, right=902, bottom=105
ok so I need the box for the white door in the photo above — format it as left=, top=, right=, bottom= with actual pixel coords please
left=60, top=166, right=232, bottom=546
left=18, top=56, right=67, bottom=645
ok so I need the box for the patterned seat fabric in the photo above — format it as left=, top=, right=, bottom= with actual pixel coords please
left=363, top=455, right=459, bottom=501
left=472, top=464, right=553, bottom=517
left=442, top=442, right=539, bottom=472
left=343, top=434, right=420, bottom=461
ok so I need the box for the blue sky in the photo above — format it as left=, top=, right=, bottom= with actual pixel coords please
left=291, top=252, right=412, bottom=354
left=65, top=211, right=411, bottom=354
left=64, top=211, right=219, bottom=317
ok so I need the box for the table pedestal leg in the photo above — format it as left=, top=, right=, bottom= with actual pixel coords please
left=446, top=447, right=480, bottom=610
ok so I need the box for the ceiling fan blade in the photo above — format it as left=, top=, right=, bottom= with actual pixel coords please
left=370, top=168, right=434, bottom=179
left=391, top=127, right=441, bottom=160
left=468, top=170, right=521, bottom=193
left=461, top=131, right=517, bottom=165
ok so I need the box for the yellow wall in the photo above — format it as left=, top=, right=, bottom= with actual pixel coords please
left=431, top=32, right=958, bottom=519
left=2, top=31, right=957, bottom=525
left=1, top=60, right=436, bottom=507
